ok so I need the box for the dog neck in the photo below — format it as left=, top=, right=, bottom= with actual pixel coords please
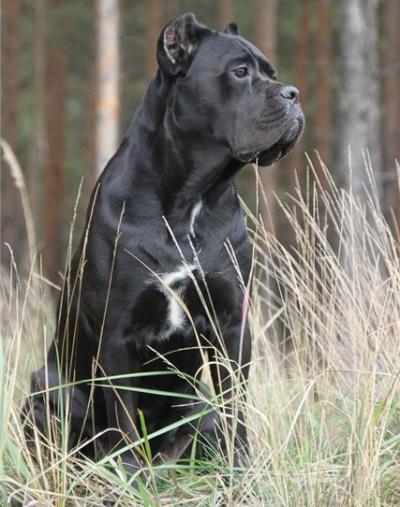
left=100, top=71, right=244, bottom=222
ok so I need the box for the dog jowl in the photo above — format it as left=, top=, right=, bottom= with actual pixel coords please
left=23, top=13, right=304, bottom=473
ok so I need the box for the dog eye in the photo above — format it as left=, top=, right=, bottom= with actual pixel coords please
left=232, top=67, right=248, bottom=78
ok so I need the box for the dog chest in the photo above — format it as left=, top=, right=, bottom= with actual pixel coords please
left=129, top=264, right=196, bottom=344
left=158, top=264, right=196, bottom=338
left=128, top=262, right=239, bottom=347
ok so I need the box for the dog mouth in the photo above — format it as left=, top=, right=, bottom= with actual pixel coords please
left=236, top=114, right=305, bottom=166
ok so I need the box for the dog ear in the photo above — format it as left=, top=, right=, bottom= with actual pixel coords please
left=158, top=13, right=210, bottom=76
left=222, top=22, right=239, bottom=35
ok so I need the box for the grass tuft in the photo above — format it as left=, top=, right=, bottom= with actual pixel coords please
left=1, top=158, right=400, bottom=506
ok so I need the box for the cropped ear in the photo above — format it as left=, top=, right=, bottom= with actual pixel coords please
left=157, top=13, right=211, bottom=76
left=222, top=22, right=239, bottom=35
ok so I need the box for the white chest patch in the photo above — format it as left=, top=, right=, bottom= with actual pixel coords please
left=158, top=263, right=196, bottom=339
left=152, top=200, right=203, bottom=341
left=189, top=200, right=202, bottom=238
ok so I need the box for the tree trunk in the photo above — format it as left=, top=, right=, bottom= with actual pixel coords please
left=28, top=0, right=47, bottom=223
left=145, top=0, right=163, bottom=82
left=83, top=60, right=97, bottom=208
left=218, top=0, right=234, bottom=27
left=1, top=0, right=20, bottom=153
left=255, top=0, right=278, bottom=234
left=1, top=0, right=22, bottom=266
left=338, top=0, right=382, bottom=200
left=255, top=0, right=277, bottom=61
left=381, top=0, right=400, bottom=224
left=43, top=0, right=68, bottom=284
left=287, top=0, right=310, bottom=179
left=95, top=0, right=120, bottom=176
left=314, top=0, right=332, bottom=187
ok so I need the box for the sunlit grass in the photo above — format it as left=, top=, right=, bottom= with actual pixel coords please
left=1, top=157, right=400, bottom=506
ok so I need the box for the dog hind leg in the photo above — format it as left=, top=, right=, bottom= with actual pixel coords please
left=21, top=362, right=94, bottom=455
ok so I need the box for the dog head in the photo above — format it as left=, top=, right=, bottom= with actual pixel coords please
left=157, top=13, right=304, bottom=166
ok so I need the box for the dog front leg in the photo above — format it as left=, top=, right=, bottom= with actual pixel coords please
left=208, top=318, right=252, bottom=467
left=100, top=335, right=142, bottom=472
left=153, top=399, right=219, bottom=465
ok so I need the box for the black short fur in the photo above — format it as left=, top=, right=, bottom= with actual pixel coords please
left=23, top=13, right=304, bottom=471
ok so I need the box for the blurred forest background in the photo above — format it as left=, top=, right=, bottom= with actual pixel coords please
left=1, top=0, right=400, bottom=287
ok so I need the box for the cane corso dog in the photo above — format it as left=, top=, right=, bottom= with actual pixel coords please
left=24, top=13, right=303, bottom=472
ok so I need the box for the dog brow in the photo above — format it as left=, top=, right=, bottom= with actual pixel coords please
left=235, top=37, right=277, bottom=79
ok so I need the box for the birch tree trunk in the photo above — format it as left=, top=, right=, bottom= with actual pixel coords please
left=95, top=0, right=120, bottom=176
left=381, top=0, right=400, bottom=224
left=338, top=0, right=382, bottom=200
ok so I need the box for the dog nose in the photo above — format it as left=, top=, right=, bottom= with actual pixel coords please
left=280, top=85, right=299, bottom=103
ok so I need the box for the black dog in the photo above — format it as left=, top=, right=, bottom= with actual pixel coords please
left=24, top=13, right=303, bottom=472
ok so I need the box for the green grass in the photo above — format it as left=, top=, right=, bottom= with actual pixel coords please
left=1, top=159, right=400, bottom=506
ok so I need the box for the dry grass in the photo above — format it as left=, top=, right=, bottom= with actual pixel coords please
left=1, top=158, right=399, bottom=506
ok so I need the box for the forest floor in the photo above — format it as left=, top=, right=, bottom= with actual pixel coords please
left=1, top=162, right=400, bottom=506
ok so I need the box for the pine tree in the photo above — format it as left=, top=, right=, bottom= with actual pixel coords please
left=255, top=0, right=278, bottom=234
left=95, top=0, right=120, bottom=176
left=44, top=0, right=68, bottom=283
